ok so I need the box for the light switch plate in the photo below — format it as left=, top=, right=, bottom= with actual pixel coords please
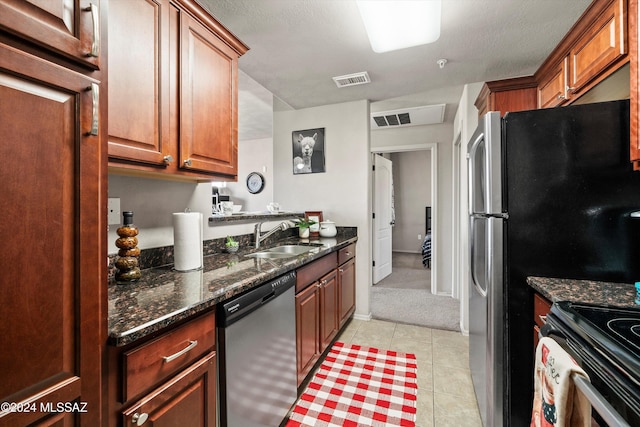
left=108, top=198, right=121, bottom=225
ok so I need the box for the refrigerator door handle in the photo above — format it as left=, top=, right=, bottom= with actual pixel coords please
left=469, top=216, right=488, bottom=297
left=468, top=132, right=485, bottom=215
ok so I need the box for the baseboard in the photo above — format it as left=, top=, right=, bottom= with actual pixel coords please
left=353, top=312, right=372, bottom=321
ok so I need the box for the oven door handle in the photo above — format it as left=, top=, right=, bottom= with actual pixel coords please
left=571, top=374, right=632, bottom=427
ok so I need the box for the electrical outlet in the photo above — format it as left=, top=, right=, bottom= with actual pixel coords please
left=418, top=234, right=422, bottom=240
left=108, top=198, right=121, bottom=225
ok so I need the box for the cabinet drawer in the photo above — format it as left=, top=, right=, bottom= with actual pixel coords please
left=123, top=312, right=215, bottom=401
left=338, top=243, right=356, bottom=265
left=533, top=293, right=552, bottom=328
left=296, top=252, right=338, bottom=293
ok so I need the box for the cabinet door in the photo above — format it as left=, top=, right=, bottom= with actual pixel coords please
left=631, top=0, right=640, bottom=169
left=0, top=44, right=103, bottom=426
left=0, top=0, right=102, bottom=69
left=338, top=259, right=356, bottom=327
left=569, top=0, right=627, bottom=93
left=538, top=57, right=568, bottom=108
left=319, top=270, right=339, bottom=352
left=179, top=11, right=238, bottom=177
left=108, top=0, right=169, bottom=166
left=122, top=352, right=217, bottom=427
left=295, top=284, right=319, bottom=386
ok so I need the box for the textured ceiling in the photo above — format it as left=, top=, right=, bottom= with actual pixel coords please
left=199, top=0, right=592, bottom=139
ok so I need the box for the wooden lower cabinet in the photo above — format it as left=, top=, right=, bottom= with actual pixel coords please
left=295, top=281, right=321, bottom=385
left=533, top=293, right=552, bottom=350
left=319, top=270, right=339, bottom=352
left=122, top=352, right=216, bottom=427
left=108, top=312, right=216, bottom=427
left=338, top=257, right=356, bottom=327
left=295, top=269, right=339, bottom=386
left=295, top=247, right=357, bottom=386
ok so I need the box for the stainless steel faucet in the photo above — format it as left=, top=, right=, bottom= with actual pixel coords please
left=254, top=221, right=291, bottom=248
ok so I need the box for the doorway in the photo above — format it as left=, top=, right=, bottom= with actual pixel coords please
left=371, top=144, right=437, bottom=292
left=370, top=144, right=459, bottom=330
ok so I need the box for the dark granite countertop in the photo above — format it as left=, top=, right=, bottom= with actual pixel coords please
left=108, top=229, right=357, bottom=347
left=527, top=276, right=638, bottom=308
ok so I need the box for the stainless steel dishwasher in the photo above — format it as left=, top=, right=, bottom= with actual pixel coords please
left=217, top=271, right=297, bottom=427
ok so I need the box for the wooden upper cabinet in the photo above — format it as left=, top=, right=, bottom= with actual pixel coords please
left=179, top=11, right=239, bottom=176
left=474, top=76, right=538, bottom=117
left=538, top=58, right=569, bottom=108
left=108, top=0, right=248, bottom=180
left=536, top=0, right=628, bottom=108
left=630, top=0, right=640, bottom=169
left=569, top=0, right=627, bottom=93
left=108, top=0, right=168, bottom=167
left=0, top=0, right=102, bottom=69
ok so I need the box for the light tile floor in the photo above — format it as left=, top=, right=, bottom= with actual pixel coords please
left=335, top=319, right=483, bottom=427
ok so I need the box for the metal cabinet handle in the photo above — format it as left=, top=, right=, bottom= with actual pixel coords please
left=345, top=252, right=351, bottom=256
left=557, top=94, right=565, bottom=100
left=163, top=155, right=174, bottom=164
left=162, top=340, right=198, bottom=363
left=339, top=268, right=344, bottom=273
left=88, top=83, right=99, bottom=136
left=84, top=3, right=100, bottom=57
left=132, top=412, right=148, bottom=426
left=538, top=314, right=547, bottom=324
left=184, top=159, right=192, bottom=167
left=566, top=85, right=575, bottom=92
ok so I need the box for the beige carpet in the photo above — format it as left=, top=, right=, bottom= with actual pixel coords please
left=371, top=253, right=460, bottom=331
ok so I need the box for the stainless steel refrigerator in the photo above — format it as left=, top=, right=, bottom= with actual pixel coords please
left=467, top=100, right=640, bottom=427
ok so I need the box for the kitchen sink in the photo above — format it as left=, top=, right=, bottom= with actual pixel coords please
left=245, top=245, right=317, bottom=259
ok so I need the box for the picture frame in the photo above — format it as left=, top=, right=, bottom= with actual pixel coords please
left=292, top=128, right=326, bottom=174
left=305, top=211, right=323, bottom=238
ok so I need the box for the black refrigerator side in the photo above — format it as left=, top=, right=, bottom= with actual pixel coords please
left=502, top=99, right=640, bottom=426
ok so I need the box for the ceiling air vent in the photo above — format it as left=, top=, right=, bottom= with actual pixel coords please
left=371, top=104, right=446, bottom=129
left=332, top=71, right=371, bottom=88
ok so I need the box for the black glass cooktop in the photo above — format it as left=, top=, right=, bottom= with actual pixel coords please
left=552, top=301, right=640, bottom=382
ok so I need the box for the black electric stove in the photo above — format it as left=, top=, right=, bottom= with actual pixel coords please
left=543, top=301, right=640, bottom=426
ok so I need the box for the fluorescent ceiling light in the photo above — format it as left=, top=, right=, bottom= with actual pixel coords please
left=356, top=0, right=441, bottom=53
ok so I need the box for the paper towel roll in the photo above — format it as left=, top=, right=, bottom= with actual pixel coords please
left=173, top=212, right=203, bottom=271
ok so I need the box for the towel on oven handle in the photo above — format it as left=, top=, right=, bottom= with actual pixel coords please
left=531, top=337, right=591, bottom=427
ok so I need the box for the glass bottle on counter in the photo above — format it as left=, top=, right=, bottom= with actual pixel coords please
left=115, top=211, right=141, bottom=284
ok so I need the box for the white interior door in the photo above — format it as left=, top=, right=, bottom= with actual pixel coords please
left=373, top=154, right=393, bottom=283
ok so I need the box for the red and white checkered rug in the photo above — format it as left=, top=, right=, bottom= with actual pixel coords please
left=286, top=341, right=418, bottom=427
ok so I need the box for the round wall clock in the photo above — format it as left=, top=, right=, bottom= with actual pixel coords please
left=246, top=172, right=265, bottom=194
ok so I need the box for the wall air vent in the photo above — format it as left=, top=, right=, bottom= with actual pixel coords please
left=370, top=104, right=446, bottom=129
left=332, top=71, right=371, bottom=88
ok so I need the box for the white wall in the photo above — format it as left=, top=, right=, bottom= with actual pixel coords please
left=371, top=123, right=453, bottom=295
left=453, top=82, right=484, bottom=334
left=390, top=150, right=431, bottom=253
left=225, top=137, right=274, bottom=213
left=107, top=175, right=263, bottom=254
left=273, top=100, right=372, bottom=319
